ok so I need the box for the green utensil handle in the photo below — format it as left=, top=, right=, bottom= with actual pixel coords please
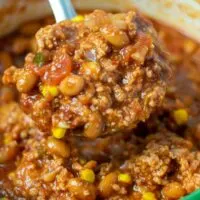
left=181, top=189, right=200, bottom=200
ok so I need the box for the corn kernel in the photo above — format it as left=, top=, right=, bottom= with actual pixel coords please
left=71, top=15, right=84, bottom=22
left=173, top=109, right=189, bottom=125
left=41, top=85, right=59, bottom=98
left=8, top=172, right=15, bottom=179
left=4, top=135, right=12, bottom=145
left=118, top=173, right=132, bottom=184
left=80, top=169, right=95, bottom=183
left=142, top=192, right=157, bottom=200
left=52, top=127, right=66, bottom=139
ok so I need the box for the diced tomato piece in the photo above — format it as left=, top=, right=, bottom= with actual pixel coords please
left=33, top=63, right=51, bottom=76
left=29, top=54, right=72, bottom=85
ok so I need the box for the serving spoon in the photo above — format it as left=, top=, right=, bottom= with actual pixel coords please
left=48, top=0, right=77, bottom=22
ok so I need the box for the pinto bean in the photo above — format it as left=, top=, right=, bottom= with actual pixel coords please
left=59, top=74, right=85, bottom=96
left=47, top=137, right=70, bottom=158
left=16, top=69, right=38, bottom=93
